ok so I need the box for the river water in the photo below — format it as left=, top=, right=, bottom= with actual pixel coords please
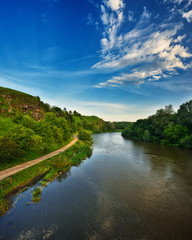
left=0, top=132, right=192, bottom=240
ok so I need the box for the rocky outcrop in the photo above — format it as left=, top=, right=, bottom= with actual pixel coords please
left=0, top=87, right=45, bottom=119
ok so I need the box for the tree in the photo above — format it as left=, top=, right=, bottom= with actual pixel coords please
left=143, top=129, right=151, bottom=142
left=177, top=100, right=192, bottom=130
left=180, top=135, right=192, bottom=149
left=78, top=130, right=92, bottom=141
left=43, top=112, right=57, bottom=126
left=0, top=136, right=24, bottom=163
left=9, top=125, right=43, bottom=150
left=163, top=124, right=188, bottom=146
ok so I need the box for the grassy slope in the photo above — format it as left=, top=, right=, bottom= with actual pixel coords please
left=0, top=86, right=46, bottom=118
left=73, top=115, right=106, bottom=132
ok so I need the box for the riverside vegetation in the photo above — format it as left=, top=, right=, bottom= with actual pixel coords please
left=122, top=103, right=192, bottom=149
left=0, top=87, right=113, bottom=215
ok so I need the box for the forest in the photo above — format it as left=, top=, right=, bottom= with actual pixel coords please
left=122, top=101, right=192, bottom=149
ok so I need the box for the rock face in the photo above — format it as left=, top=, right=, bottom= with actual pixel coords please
left=0, top=87, right=45, bottom=119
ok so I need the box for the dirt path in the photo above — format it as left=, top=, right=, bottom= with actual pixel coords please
left=0, top=136, right=79, bottom=182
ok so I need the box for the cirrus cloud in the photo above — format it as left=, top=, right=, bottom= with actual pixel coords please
left=92, top=2, right=192, bottom=88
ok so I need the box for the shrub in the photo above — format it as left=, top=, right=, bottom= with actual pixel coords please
left=163, top=124, right=188, bottom=145
left=78, top=130, right=92, bottom=141
left=0, top=136, right=24, bottom=163
left=180, top=135, right=192, bottom=149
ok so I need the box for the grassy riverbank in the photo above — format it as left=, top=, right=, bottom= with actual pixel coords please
left=0, top=139, right=92, bottom=216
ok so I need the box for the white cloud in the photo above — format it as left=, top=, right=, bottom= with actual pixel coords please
left=92, top=4, right=192, bottom=88
left=166, top=0, right=192, bottom=5
left=186, top=0, right=192, bottom=7
left=94, top=69, right=167, bottom=88
left=103, top=0, right=124, bottom=12
left=163, top=0, right=184, bottom=4
left=127, top=11, right=135, bottom=22
left=99, top=0, right=124, bottom=52
left=182, top=9, right=192, bottom=22
left=100, top=5, right=109, bottom=25
left=93, top=24, right=191, bottom=71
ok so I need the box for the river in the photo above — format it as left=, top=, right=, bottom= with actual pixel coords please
left=0, top=132, right=192, bottom=240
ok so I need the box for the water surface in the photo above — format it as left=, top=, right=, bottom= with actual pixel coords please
left=0, top=132, right=192, bottom=239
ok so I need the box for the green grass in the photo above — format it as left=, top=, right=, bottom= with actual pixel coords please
left=43, top=169, right=58, bottom=182
left=0, top=140, right=92, bottom=215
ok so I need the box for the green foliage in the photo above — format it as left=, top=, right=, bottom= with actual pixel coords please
left=180, top=135, right=192, bottom=149
left=32, top=187, right=42, bottom=202
left=50, top=155, right=70, bottom=171
left=78, top=130, right=92, bottom=141
left=71, top=144, right=92, bottom=165
left=143, top=129, right=151, bottom=142
left=17, top=114, right=38, bottom=130
left=73, top=110, right=81, bottom=116
left=162, top=124, right=188, bottom=146
left=113, top=122, right=131, bottom=131
left=0, top=117, right=15, bottom=136
left=43, top=169, right=58, bottom=182
left=0, top=86, right=115, bottom=173
left=121, top=124, right=133, bottom=138
left=8, top=125, right=43, bottom=150
left=122, top=102, right=192, bottom=149
left=41, top=180, right=47, bottom=187
left=0, top=136, right=24, bottom=163
left=177, top=100, right=192, bottom=131
left=73, top=115, right=115, bottom=133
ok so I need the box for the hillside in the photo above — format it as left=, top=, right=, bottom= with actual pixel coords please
left=0, top=86, right=116, bottom=171
left=0, top=86, right=115, bottom=132
left=0, top=87, right=48, bottom=119
left=73, top=115, right=115, bottom=132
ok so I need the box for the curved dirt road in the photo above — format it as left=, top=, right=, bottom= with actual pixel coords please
left=0, top=136, right=78, bottom=182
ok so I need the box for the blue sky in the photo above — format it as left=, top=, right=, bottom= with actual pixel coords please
left=0, top=0, right=192, bottom=121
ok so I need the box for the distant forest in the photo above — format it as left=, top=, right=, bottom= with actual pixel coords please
left=122, top=100, right=192, bottom=149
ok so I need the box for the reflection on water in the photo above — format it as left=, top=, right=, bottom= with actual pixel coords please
left=0, top=132, right=192, bottom=240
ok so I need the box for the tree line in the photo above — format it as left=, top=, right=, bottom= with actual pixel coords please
left=0, top=112, right=74, bottom=164
left=122, top=100, right=192, bottom=149
left=0, top=107, right=114, bottom=166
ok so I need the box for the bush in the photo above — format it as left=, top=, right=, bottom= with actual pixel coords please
left=180, top=135, right=192, bottom=149
left=0, top=136, right=24, bottom=163
left=78, top=130, right=92, bottom=141
left=8, top=125, right=43, bottom=150
left=163, top=124, right=188, bottom=146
